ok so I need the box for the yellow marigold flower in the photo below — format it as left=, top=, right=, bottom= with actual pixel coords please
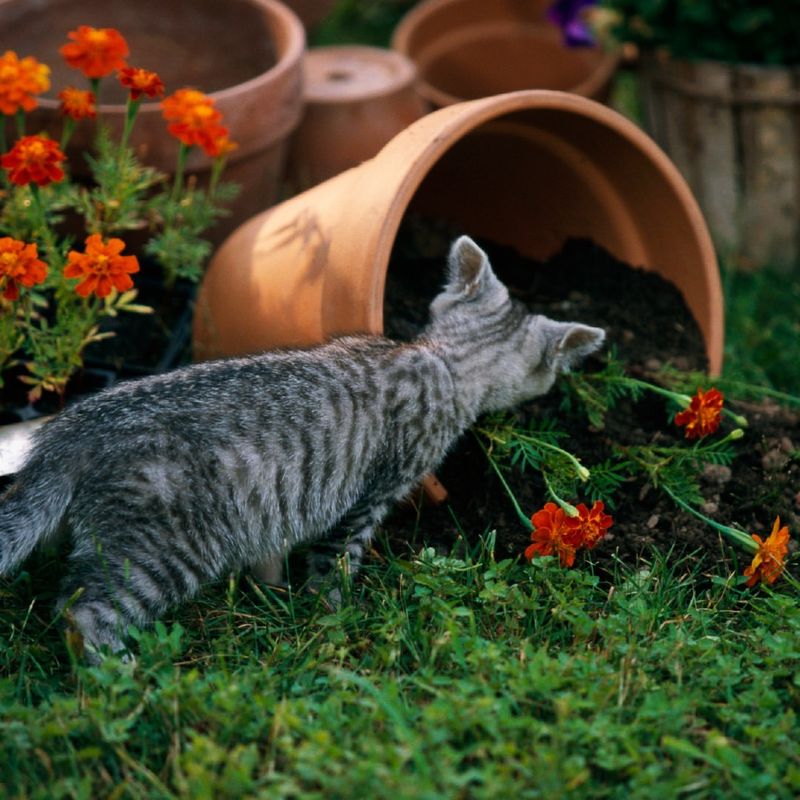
left=60, top=26, right=129, bottom=79
left=744, top=517, right=790, bottom=587
left=0, top=50, right=50, bottom=115
left=64, top=234, right=139, bottom=298
left=0, top=237, right=48, bottom=301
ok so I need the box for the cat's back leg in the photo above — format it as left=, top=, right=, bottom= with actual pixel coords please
left=306, top=499, right=390, bottom=606
left=57, top=517, right=211, bottom=661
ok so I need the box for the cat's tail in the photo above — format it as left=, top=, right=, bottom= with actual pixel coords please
left=0, top=448, right=74, bottom=576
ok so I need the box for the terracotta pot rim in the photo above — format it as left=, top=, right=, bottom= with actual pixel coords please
left=392, top=0, right=620, bottom=105
left=35, top=0, right=305, bottom=145
left=346, top=89, right=722, bottom=373
left=303, top=45, right=417, bottom=104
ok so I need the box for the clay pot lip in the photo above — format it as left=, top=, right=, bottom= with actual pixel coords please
left=303, top=45, right=418, bottom=104
left=35, top=0, right=305, bottom=119
left=353, top=89, right=722, bottom=373
left=391, top=0, right=621, bottom=106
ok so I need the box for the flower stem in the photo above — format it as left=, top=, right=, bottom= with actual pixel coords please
left=60, top=117, right=76, bottom=152
left=171, top=143, right=189, bottom=205
left=541, top=473, right=580, bottom=518
left=477, top=426, right=590, bottom=481
left=119, top=97, right=141, bottom=156
left=473, top=433, right=532, bottom=531
left=594, top=374, right=748, bottom=427
left=14, top=110, right=25, bottom=139
left=663, top=485, right=757, bottom=553
left=209, top=155, right=226, bottom=199
left=90, top=78, right=101, bottom=107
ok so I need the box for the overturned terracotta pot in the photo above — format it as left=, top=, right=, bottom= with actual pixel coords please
left=0, top=0, right=306, bottom=242
left=194, top=89, right=723, bottom=375
left=391, top=0, right=620, bottom=107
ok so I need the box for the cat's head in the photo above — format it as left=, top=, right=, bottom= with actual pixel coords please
left=426, top=236, right=605, bottom=412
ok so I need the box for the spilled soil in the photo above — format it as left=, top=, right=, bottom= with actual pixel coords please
left=381, top=220, right=800, bottom=581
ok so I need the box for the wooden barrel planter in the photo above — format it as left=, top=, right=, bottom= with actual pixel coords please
left=638, top=54, right=800, bottom=271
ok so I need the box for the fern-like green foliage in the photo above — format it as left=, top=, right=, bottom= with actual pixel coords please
left=562, top=354, right=644, bottom=429
left=145, top=179, right=238, bottom=286
left=474, top=353, right=748, bottom=534
left=77, top=127, right=164, bottom=235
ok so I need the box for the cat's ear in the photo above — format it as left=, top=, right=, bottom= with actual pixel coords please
left=539, top=319, right=605, bottom=373
left=446, top=236, right=496, bottom=299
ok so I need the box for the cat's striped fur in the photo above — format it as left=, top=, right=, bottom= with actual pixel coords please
left=0, top=237, right=604, bottom=661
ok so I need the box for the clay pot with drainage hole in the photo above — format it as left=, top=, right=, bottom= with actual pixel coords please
left=287, top=45, right=428, bottom=189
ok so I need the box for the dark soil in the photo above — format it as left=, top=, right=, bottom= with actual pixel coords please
left=381, top=218, right=800, bottom=579
left=84, top=275, right=195, bottom=379
left=0, top=270, right=194, bottom=421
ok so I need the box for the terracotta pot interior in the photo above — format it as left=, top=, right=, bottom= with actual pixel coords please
left=393, top=0, right=612, bottom=104
left=416, top=26, right=610, bottom=103
left=0, top=0, right=277, bottom=105
left=385, top=108, right=710, bottom=347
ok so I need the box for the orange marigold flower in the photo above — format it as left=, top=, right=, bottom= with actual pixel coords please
left=566, top=500, right=613, bottom=549
left=525, top=502, right=577, bottom=567
left=60, top=26, right=129, bottom=79
left=743, top=517, right=790, bottom=587
left=58, top=86, right=96, bottom=120
left=202, top=127, right=238, bottom=158
left=0, top=237, right=47, bottom=301
left=118, top=66, right=165, bottom=100
left=64, top=234, right=139, bottom=298
left=0, top=50, right=50, bottom=115
left=161, top=88, right=234, bottom=156
left=674, top=387, right=724, bottom=440
left=1, top=135, right=66, bottom=186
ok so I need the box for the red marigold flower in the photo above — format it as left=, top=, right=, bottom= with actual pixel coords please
left=58, top=86, right=96, bottom=120
left=565, top=500, right=613, bottom=549
left=525, top=502, right=577, bottom=567
left=64, top=234, right=139, bottom=298
left=744, top=517, right=790, bottom=587
left=60, top=26, right=129, bottom=79
left=0, top=50, right=50, bottom=115
left=161, top=88, right=235, bottom=156
left=674, top=387, right=724, bottom=440
left=1, top=135, right=66, bottom=186
left=0, top=237, right=48, bottom=301
left=118, top=66, right=165, bottom=100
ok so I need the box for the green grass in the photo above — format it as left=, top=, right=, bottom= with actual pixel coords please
left=722, top=264, right=800, bottom=395
left=2, top=540, right=799, bottom=798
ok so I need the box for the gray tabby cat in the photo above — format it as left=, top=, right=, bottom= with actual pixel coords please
left=0, top=236, right=604, bottom=661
